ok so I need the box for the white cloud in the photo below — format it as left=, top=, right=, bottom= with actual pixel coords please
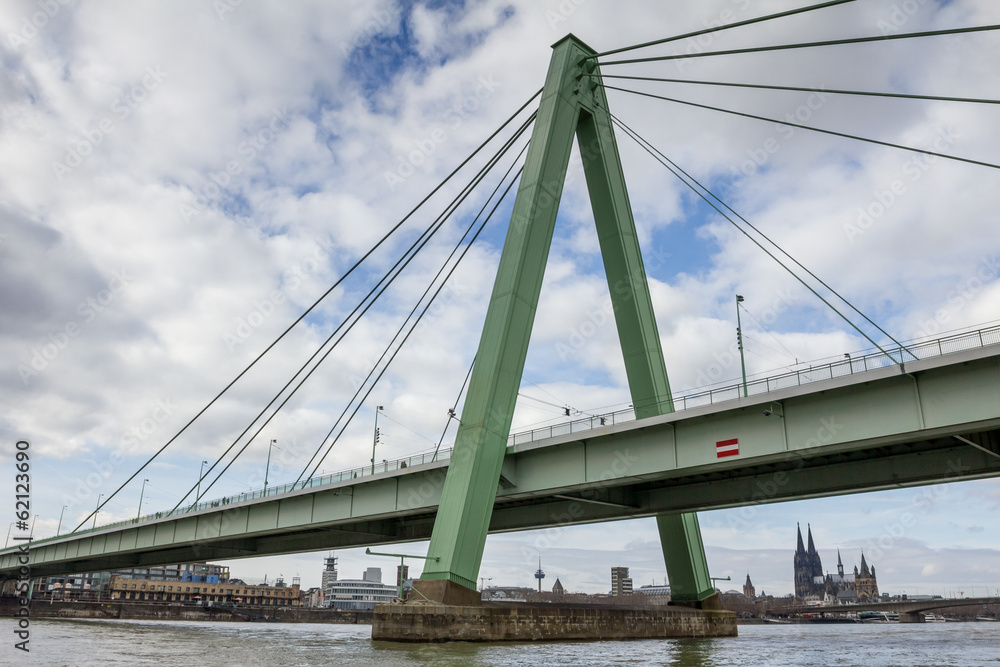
left=1, top=0, right=998, bottom=594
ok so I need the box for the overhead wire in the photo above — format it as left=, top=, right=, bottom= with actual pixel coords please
left=432, top=355, right=475, bottom=461
left=181, top=113, right=537, bottom=509
left=597, top=24, right=1000, bottom=66
left=599, top=74, right=1000, bottom=106
left=600, top=84, right=1000, bottom=172
left=291, top=130, right=532, bottom=489
left=300, top=161, right=527, bottom=484
left=609, top=111, right=918, bottom=361
left=610, top=114, right=908, bottom=362
left=71, top=87, right=544, bottom=533
left=588, top=0, right=856, bottom=59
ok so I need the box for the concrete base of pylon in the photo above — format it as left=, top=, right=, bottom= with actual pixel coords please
left=371, top=600, right=737, bottom=642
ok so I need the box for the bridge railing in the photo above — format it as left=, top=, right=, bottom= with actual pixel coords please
left=504, top=323, right=1000, bottom=442
left=25, top=324, right=1000, bottom=546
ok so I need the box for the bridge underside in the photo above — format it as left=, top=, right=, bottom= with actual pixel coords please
left=9, top=424, right=998, bottom=580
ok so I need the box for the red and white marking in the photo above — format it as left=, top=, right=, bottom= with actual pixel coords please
left=716, top=438, right=740, bottom=458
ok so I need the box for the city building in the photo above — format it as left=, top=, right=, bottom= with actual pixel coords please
left=39, top=562, right=230, bottom=600
left=611, top=567, right=633, bottom=597
left=743, top=573, right=755, bottom=599
left=793, top=523, right=880, bottom=601
left=109, top=576, right=300, bottom=606
left=325, top=567, right=398, bottom=610
left=636, top=583, right=671, bottom=605
left=552, top=578, right=564, bottom=595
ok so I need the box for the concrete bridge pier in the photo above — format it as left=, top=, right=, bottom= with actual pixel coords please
left=899, top=611, right=926, bottom=623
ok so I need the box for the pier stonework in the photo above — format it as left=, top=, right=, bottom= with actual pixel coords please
left=372, top=602, right=737, bottom=642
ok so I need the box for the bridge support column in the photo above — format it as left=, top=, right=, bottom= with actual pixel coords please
left=416, top=33, right=713, bottom=605
left=657, top=513, right=718, bottom=608
left=899, top=611, right=925, bottom=623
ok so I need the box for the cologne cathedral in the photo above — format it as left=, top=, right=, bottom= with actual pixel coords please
left=793, top=523, right=879, bottom=601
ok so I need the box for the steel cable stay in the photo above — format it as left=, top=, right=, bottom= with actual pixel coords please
left=300, top=163, right=527, bottom=485
left=291, top=140, right=531, bottom=489
left=596, top=24, right=1000, bottom=67
left=175, top=116, right=537, bottom=510
left=431, top=354, right=475, bottom=462
left=599, top=74, right=1000, bottom=106
left=70, top=89, right=542, bottom=533
left=610, top=115, right=914, bottom=365
left=586, top=0, right=856, bottom=60
left=611, top=111, right=918, bottom=361
left=600, top=84, right=1000, bottom=172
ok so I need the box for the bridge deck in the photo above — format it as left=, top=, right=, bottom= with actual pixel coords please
left=4, top=335, right=999, bottom=579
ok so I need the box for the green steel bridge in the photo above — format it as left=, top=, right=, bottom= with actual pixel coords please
left=5, top=18, right=1000, bottom=608
left=4, top=327, right=999, bottom=581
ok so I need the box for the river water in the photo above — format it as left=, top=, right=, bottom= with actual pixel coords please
left=2, top=618, right=999, bottom=666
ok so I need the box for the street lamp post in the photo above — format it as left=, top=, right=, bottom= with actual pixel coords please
left=56, top=505, right=67, bottom=536
left=197, top=460, right=209, bottom=502
left=371, top=406, right=384, bottom=475
left=736, top=295, right=748, bottom=398
left=264, top=439, right=276, bottom=492
left=93, top=494, right=103, bottom=530
left=137, top=478, right=149, bottom=518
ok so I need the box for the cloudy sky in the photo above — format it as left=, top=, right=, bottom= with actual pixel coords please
left=2, top=0, right=999, bottom=597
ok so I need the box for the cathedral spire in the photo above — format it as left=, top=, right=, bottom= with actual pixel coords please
left=807, top=524, right=817, bottom=553
left=796, top=523, right=805, bottom=553
left=837, top=549, right=844, bottom=577
left=860, top=551, right=870, bottom=577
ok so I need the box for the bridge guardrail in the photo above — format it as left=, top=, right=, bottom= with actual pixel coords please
left=27, top=323, right=1000, bottom=546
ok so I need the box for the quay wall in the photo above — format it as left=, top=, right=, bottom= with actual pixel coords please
left=0, top=598, right=372, bottom=624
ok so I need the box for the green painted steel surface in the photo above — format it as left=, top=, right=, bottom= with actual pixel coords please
left=419, top=34, right=712, bottom=598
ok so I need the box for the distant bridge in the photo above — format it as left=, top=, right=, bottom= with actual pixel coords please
left=793, top=597, right=1000, bottom=622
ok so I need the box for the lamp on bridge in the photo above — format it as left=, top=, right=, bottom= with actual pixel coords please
left=197, top=460, right=209, bottom=501
left=371, top=406, right=384, bottom=475
left=736, top=295, right=748, bottom=398
left=56, top=505, right=67, bottom=536
left=265, top=439, right=277, bottom=492
left=137, top=478, right=149, bottom=518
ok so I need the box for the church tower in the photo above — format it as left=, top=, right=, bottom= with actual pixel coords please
left=837, top=549, right=844, bottom=577
left=743, top=573, right=755, bottom=599
left=856, top=552, right=879, bottom=600
left=793, top=523, right=814, bottom=599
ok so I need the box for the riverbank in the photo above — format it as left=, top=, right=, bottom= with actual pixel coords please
left=0, top=598, right=372, bottom=624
